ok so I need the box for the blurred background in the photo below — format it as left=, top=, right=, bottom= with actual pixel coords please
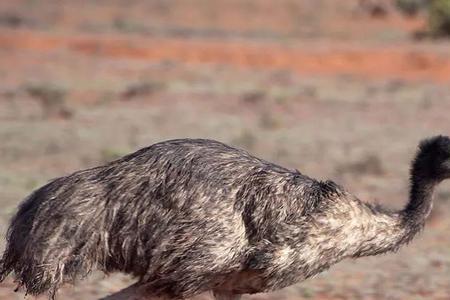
left=0, top=0, right=450, bottom=299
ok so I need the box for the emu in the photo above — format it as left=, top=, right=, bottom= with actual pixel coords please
left=1, top=136, right=450, bottom=300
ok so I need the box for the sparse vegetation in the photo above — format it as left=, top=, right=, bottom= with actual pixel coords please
left=112, top=17, right=148, bottom=34
left=395, top=0, right=450, bottom=37
left=241, top=90, right=266, bottom=104
left=121, top=81, right=166, bottom=100
left=100, top=148, right=129, bottom=163
left=24, top=178, right=39, bottom=190
left=231, top=130, right=257, bottom=150
left=395, top=0, right=427, bottom=16
left=336, top=154, right=385, bottom=176
left=259, top=111, right=282, bottom=130
left=0, top=12, right=27, bottom=28
left=428, top=0, right=450, bottom=36
left=358, top=0, right=391, bottom=17
left=1, top=1, right=450, bottom=299
left=298, top=286, right=315, bottom=298
left=24, top=83, right=72, bottom=119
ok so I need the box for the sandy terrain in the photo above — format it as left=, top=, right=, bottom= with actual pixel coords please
left=0, top=1, right=449, bottom=299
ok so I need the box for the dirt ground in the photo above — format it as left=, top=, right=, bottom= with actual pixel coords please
left=0, top=1, right=449, bottom=299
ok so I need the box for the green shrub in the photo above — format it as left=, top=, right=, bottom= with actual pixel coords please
left=428, top=0, right=450, bottom=36
left=395, top=0, right=427, bottom=16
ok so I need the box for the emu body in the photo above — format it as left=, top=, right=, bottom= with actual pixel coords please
left=1, top=137, right=450, bottom=299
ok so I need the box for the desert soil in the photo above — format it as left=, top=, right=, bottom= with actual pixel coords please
left=0, top=1, right=449, bottom=299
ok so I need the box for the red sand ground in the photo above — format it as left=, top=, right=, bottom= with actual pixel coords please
left=1, top=29, right=449, bottom=83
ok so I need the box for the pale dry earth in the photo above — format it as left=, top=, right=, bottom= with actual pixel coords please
left=0, top=1, right=450, bottom=299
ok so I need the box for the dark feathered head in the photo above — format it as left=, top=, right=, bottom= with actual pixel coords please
left=412, top=135, right=450, bottom=182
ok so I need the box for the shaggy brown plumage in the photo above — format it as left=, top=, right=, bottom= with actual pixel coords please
left=1, top=136, right=450, bottom=300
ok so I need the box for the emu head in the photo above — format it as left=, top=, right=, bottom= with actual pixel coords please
left=413, top=135, right=450, bottom=182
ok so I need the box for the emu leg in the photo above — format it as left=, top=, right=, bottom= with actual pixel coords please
left=99, top=283, right=165, bottom=300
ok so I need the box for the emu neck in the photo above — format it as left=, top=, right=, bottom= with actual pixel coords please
left=352, top=177, right=437, bottom=258
left=404, top=177, right=437, bottom=225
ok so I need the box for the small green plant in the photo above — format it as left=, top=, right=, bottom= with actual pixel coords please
left=395, top=0, right=427, bottom=16
left=428, top=0, right=450, bottom=36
